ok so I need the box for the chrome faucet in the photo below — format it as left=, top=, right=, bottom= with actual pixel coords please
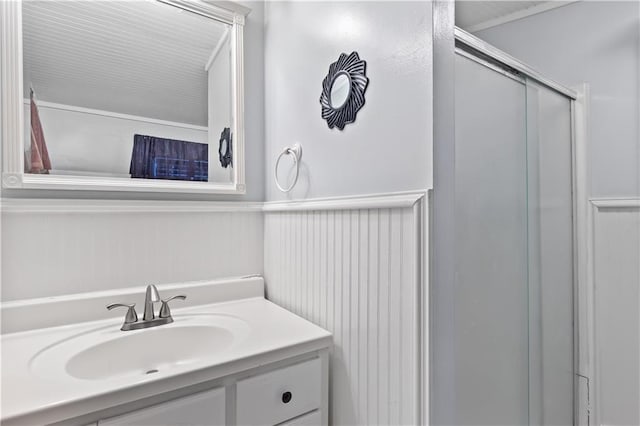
left=107, top=285, right=186, bottom=331
left=143, top=284, right=161, bottom=321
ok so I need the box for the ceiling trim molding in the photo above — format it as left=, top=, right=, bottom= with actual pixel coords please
left=205, top=27, right=230, bottom=72
left=208, top=1, right=251, bottom=18
left=464, top=1, right=579, bottom=33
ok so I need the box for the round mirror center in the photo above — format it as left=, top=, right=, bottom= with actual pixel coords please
left=330, top=73, right=351, bottom=109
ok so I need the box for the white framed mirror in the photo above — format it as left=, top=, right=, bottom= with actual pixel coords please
left=0, top=0, right=249, bottom=194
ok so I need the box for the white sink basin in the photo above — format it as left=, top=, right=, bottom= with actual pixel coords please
left=29, top=314, right=249, bottom=381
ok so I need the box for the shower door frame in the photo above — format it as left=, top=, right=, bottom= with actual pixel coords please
left=452, top=26, right=588, bottom=426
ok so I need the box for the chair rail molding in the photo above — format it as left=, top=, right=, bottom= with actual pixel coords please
left=0, top=191, right=426, bottom=214
left=0, top=198, right=263, bottom=214
left=590, top=198, right=640, bottom=209
left=262, top=191, right=425, bottom=212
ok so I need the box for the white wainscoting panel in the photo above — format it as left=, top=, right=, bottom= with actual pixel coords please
left=591, top=199, right=640, bottom=426
left=1, top=199, right=263, bottom=301
left=264, top=193, right=424, bottom=425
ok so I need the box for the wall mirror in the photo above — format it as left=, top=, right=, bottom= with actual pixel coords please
left=329, top=73, right=351, bottom=109
left=320, top=51, right=369, bottom=130
left=0, top=0, right=249, bottom=194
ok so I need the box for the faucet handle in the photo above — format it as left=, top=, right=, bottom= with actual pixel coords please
left=106, top=303, right=138, bottom=324
left=159, top=295, right=186, bottom=319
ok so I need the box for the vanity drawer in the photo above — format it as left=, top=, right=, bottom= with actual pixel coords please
left=98, top=387, right=225, bottom=426
left=278, top=410, right=321, bottom=425
left=236, top=358, right=322, bottom=426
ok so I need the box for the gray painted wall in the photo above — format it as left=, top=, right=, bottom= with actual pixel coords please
left=263, top=1, right=433, bottom=201
left=476, top=1, right=640, bottom=199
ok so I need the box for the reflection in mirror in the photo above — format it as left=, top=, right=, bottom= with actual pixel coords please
left=22, top=1, right=234, bottom=183
left=218, top=127, right=232, bottom=169
left=329, top=73, right=351, bottom=109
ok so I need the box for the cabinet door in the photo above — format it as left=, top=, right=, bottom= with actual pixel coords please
left=98, top=388, right=225, bottom=426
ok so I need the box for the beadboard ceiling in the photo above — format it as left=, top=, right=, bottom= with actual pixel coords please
left=456, top=1, right=574, bottom=32
left=22, top=1, right=229, bottom=126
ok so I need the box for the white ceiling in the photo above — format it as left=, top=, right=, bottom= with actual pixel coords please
left=22, top=1, right=229, bottom=126
left=455, top=1, right=572, bottom=32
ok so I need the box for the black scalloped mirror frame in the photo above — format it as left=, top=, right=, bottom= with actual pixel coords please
left=218, top=127, right=233, bottom=168
left=320, top=51, right=369, bottom=130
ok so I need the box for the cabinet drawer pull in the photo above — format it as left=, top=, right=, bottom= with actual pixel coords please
left=281, top=391, right=292, bottom=404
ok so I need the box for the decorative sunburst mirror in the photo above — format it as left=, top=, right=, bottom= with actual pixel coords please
left=218, top=127, right=232, bottom=168
left=320, top=51, right=369, bottom=130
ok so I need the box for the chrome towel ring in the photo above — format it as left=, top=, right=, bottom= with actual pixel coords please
left=275, top=144, right=302, bottom=193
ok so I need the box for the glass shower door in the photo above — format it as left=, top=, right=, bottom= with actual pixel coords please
left=453, top=51, right=574, bottom=425
left=454, top=52, right=530, bottom=425
left=525, top=80, right=574, bottom=426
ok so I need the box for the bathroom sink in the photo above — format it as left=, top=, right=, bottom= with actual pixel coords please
left=1, top=279, right=334, bottom=426
left=66, top=325, right=232, bottom=380
left=29, top=314, right=250, bottom=381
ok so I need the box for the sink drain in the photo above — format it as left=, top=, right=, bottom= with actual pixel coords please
left=145, top=369, right=159, bottom=375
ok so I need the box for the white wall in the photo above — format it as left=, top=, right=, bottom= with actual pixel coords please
left=476, top=1, right=640, bottom=199
left=239, top=0, right=265, bottom=202
left=263, top=1, right=432, bottom=201
left=1, top=200, right=263, bottom=301
left=591, top=200, right=640, bottom=426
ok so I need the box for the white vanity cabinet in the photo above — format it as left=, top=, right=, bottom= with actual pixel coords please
left=0, top=278, right=332, bottom=426
left=80, top=352, right=328, bottom=426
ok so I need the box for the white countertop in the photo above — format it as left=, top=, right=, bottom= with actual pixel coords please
left=1, top=290, right=332, bottom=425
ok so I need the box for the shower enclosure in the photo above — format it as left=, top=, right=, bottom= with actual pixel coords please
left=433, top=28, right=576, bottom=425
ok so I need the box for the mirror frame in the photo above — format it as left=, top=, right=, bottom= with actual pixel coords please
left=0, top=0, right=249, bottom=194
left=319, top=51, right=369, bottom=131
